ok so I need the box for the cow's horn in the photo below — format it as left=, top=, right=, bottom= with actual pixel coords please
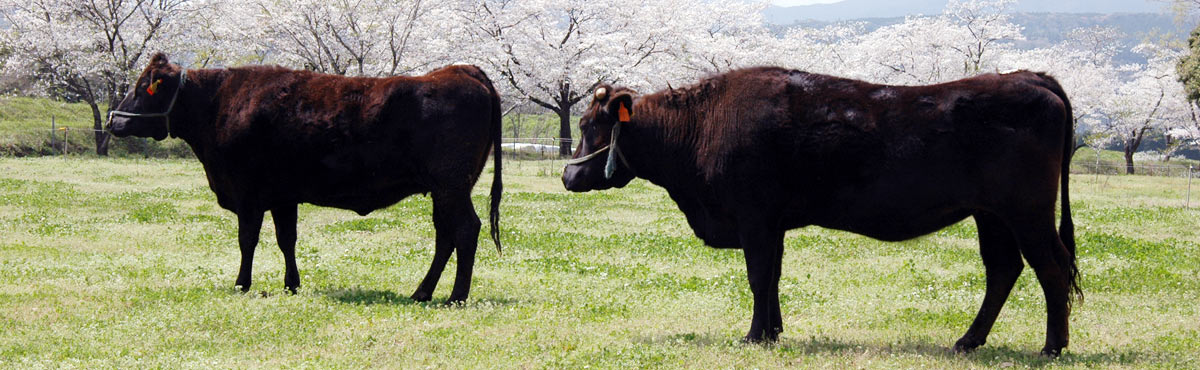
left=595, top=87, right=607, bottom=101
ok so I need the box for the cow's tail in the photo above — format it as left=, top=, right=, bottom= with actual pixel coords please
left=1037, top=72, right=1081, bottom=304
left=481, top=69, right=503, bottom=255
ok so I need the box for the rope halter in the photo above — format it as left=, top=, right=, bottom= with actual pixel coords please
left=108, top=68, right=188, bottom=137
left=564, top=113, right=633, bottom=179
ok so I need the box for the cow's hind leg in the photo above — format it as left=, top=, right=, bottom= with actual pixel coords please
left=954, top=212, right=1023, bottom=353
left=444, top=191, right=481, bottom=303
left=235, top=210, right=264, bottom=292
left=411, top=191, right=464, bottom=302
left=272, top=204, right=300, bottom=293
left=739, top=220, right=785, bottom=343
left=1011, top=216, right=1072, bottom=356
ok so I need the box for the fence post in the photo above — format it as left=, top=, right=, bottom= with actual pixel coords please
left=62, top=127, right=69, bottom=154
left=50, top=115, right=57, bottom=153
left=1188, top=165, right=1192, bottom=209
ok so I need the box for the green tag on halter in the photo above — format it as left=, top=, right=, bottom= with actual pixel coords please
left=604, top=122, right=622, bottom=179
left=605, top=148, right=617, bottom=179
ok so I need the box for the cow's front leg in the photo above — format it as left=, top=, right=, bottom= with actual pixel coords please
left=272, top=204, right=300, bottom=293
left=739, top=221, right=785, bottom=343
left=235, top=210, right=264, bottom=292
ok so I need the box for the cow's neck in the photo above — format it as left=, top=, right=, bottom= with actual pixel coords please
left=622, top=101, right=705, bottom=189
left=168, top=68, right=229, bottom=153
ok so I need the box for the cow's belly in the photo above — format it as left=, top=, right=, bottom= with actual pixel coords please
left=304, top=180, right=428, bottom=216
left=814, top=206, right=973, bottom=242
left=805, top=175, right=978, bottom=242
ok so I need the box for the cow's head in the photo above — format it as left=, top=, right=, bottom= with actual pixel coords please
left=562, top=85, right=638, bottom=192
left=106, top=53, right=187, bottom=140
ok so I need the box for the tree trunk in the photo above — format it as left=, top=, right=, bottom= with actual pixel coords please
left=1124, top=148, right=1135, bottom=175
left=557, top=107, right=572, bottom=157
left=89, top=102, right=109, bottom=156
left=1164, top=134, right=1175, bottom=162
left=1124, top=128, right=1150, bottom=175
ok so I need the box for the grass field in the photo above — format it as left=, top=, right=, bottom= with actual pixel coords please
left=1, top=156, right=1198, bottom=368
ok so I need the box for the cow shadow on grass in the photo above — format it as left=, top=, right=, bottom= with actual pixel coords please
left=639, top=333, right=1158, bottom=368
left=320, top=288, right=418, bottom=305
left=318, top=287, right=524, bottom=308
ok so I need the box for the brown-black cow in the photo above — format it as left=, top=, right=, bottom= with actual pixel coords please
left=563, top=67, right=1078, bottom=356
left=107, top=53, right=502, bottom=303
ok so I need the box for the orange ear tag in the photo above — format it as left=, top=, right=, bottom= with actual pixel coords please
left=146, top=79, right=162, bottom=95
left=618, top=103, right=631, bottom=122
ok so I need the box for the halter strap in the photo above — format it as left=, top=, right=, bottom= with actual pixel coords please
left=564, top=121, right=634, bottom=179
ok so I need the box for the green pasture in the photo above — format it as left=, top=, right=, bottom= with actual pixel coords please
left=0, top=155, right=1198, bottom=368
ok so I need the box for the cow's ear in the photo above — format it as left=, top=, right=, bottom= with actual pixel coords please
left=605, top=92, right=634, bottom=123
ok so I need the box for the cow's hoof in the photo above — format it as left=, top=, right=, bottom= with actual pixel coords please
left=285, top=286, right=299, bottom=295
left=741, top=333, right=778, bottom=344
left=742, top=325, right=782, bottom=345
left=411, top=290, right=433, bottom=302
left=1040, top=346, right=1063, bottom=358
left=237, top=284, right=251, bottom=293
left=952, top=337, right=984, bottom=353
left=284, top=279, right=300, bottom=293
left=445, top=294, right=467, bottom=305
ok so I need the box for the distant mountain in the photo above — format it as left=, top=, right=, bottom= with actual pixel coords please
left=765, top=0, right=944, bottom=23
left=1010, top=13, right=1188, bottom=50
left=764, top=0, right=1168, bottom=24
left=766, top=12, right=1190, bottom=65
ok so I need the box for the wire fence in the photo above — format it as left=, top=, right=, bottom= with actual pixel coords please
left=498, top=137, right=576, bottom=177
left=1, top=115, right=108, bottom=155
left=7, top=121, right=1200, bottom=208
left=1071, top=161, right=1198, bottom=208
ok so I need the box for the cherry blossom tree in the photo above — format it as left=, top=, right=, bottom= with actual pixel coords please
left=455, top=0, right=673, bottom=156
left=658, top=0, right=774, bottom=80
left=185, top=0, right=271, bottom=68
left=1, top=0, right=193, bottom=155
left=850, top=16, right=970, bottom=84
left=775, top=23, right=865, bottom=77
left=249, top=0, right=453, bottom=76
left=776, top=0, right=1022, bottom=86
left=943, top=0, right=1023, bottom=74
left=1005, top=27, right=1124, bottom=141
left=1088, top=44, right=1190, bottom=173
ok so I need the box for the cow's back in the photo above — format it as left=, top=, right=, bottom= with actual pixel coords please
left=769, top=70, right=1069, bottom=238
left=198, top=65, right=497, bottom=214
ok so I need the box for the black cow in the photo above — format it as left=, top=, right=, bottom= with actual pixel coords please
left=563, top=67, right=1078, bottom=356
left=108, top=53, right=502, bottom=303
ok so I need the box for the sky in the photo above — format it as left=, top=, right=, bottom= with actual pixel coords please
left=768, top=0, right=844, bottom=5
